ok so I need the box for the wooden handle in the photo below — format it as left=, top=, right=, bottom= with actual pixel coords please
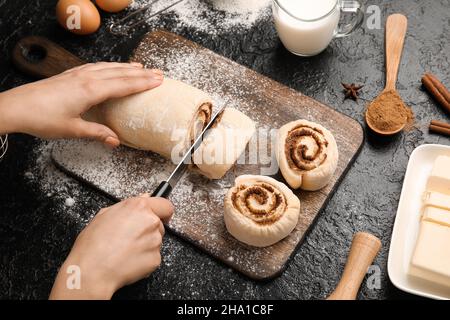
left=385, top=14, right=408, bottom=91
left=12, top=36, right=85, bottom=78
left=327, top=232, right=382, bottom=300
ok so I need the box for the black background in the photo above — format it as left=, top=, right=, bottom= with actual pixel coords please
left=0, top=0, right=449, bottom=299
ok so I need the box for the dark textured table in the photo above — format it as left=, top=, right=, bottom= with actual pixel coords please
left=0, top=0, right=449, bottom=300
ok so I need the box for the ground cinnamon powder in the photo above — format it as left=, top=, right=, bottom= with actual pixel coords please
left=366, top=90, right=414, bottom=132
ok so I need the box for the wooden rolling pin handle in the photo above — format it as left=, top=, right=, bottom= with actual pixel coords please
left=12, top=36, right=85, bottom=79
left=327, top=232, right=382, bottom=300
left=385, top=14, right=408, bottom=91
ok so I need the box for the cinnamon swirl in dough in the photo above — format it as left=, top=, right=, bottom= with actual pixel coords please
left=84, top=78, right=213, bottom=159
left=224, top=175, right=300, bottom=247
left=276, top=120, right=338, bottom=191
left=193, top=108, right=256, bottom=179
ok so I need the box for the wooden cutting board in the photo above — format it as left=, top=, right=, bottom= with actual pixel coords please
left=14, top=31, right=364, bottom=280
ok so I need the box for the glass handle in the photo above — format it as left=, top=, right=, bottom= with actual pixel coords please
left=335, top=0, right=364, bottom=38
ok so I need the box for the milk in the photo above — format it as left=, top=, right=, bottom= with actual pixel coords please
left=273, top=0, right=340, bottom=56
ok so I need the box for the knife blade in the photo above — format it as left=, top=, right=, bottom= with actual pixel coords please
left=151, top=106, right=226, bottom=198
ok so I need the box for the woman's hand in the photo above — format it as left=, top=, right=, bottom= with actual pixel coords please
left=49, top=195, right=174, bottom=300
left=0, top=62, right=163, bottom=147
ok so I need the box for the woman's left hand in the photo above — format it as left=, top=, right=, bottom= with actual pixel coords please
left=0, top=62, right=163, bottom=147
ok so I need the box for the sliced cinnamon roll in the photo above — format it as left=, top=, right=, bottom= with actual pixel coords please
left=193, top=108, right=256, bottom=179
left=276, top=120, right=339, bottom=191
left=224, top=175, right=300, bottom=247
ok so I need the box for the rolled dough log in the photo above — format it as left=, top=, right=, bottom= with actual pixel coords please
left=193, top=108, right=256, bottom=179
left=84, top=78, right=213, bottom=159
left=276, top=119, right=339, bottom=191
left=224, top=175, right=300, bottom=247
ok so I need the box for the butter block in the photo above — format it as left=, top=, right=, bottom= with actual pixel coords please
left=427, top=156, right=450, bottom=195
left=422, top=206, right=450, bottom=227
left=409, top=221, right=450, bottom=288
left=423, top=191, right=450, bottom=211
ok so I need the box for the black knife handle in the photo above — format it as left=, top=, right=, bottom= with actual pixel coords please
left=151, top=181, right=173, bottom=198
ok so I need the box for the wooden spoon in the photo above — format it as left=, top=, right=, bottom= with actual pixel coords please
left=366, top=14, right=408, bottom=136
left=327, top=232, right=382, bottom=300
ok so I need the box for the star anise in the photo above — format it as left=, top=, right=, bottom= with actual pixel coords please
left=342, top=83, right=364, bottom=101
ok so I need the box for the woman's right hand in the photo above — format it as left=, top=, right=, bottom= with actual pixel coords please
left=49, top=195, right=174, bottom=300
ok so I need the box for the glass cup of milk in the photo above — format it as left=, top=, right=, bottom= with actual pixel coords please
left=273, top=0, right=364, bottom=56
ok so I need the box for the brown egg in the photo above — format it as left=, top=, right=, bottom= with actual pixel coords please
left=56, top=0, right=101, bottom=35
left=96, top=0, right=132, bottom=13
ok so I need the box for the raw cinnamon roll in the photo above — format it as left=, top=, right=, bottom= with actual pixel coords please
left=84, top=78, right=212, bottom=159
left=193, top=108, right=256, bottom=179
left=276, top=120, right=339, bottom=191
left=224, top=175, right=300, bottom=247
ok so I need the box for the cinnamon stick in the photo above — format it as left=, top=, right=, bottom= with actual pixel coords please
left=431, top=120, right=450, bottom=130
left=422, top=73, right=450, bottom=114
left=429, top=120, right=450, bottom=137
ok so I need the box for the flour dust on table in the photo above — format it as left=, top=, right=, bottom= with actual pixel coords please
left=23, top=141, right=99, bottom=224
left=121, top=0, right=271, bottom=35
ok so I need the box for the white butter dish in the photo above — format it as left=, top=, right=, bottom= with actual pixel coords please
left=388, top=144, right=450, bottom=300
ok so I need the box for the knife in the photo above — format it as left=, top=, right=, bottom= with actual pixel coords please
left=151, top=106, right=226, bottom=198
